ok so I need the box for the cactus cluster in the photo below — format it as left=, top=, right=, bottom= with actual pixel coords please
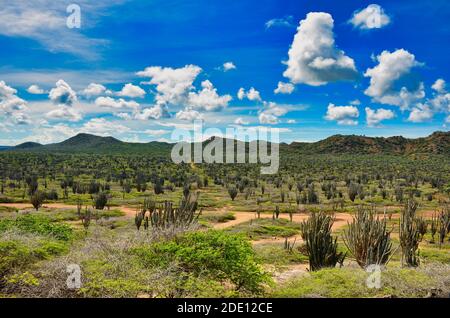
left=299, top=211, right=346, bottom=271
left=399, top=200, right=421, bottom=267
left=343, top=206, right=393, bottom=268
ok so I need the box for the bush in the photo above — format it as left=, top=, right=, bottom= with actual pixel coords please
left=93, top=192, right=108, bottom=210
left=132, top=230, right=270, bottom=293
left=0, top=214, right=72, bottom=241
left=30, top=191, right=45, bottom=211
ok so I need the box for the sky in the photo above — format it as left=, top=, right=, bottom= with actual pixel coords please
left=0, top=0, right=449, bottom=145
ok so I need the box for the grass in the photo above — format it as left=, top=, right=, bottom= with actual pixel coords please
left=271, top=264, right=450, bottom=298
left=253, top=242, right=309, bottom=266
left=226, top=218, right=301, bottom=240
left=200, top=211, right=236, bottom=224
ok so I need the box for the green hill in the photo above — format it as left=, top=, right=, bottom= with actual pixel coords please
left=7, top=131, right=450, bottom=156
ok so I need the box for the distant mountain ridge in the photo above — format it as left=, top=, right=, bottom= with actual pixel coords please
left=6, top=131, right=450, bottom=156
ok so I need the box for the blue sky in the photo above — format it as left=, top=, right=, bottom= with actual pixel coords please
left=0, top=0, right=449, bottom=145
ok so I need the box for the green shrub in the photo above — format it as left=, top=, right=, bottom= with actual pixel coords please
left=0, top=214, right=72, bottom=241
left=132, top=230, right=270, bottom=293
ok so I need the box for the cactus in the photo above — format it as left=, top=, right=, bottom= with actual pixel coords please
left=284, top=237, right=296, bottom=253
left=148, top=192, right=201, bottom=231
left=399, top=200, right=421, bottom=267
left=430, top=212, right=438, bottom=243
left=300, top=211, right=346, bottom=271
left=438, top=206, right=450, bottom=245
left=228, top=186, right=238, bottom=201
left=135, top=210, right=144, bottom=231
left=343, top=206, right=393, bottom=268
left=80, top=207, right=92, bottom=232
left=416, top=217, right=428, bottom=241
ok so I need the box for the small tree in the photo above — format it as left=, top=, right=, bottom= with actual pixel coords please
left=93, top=192, right=108, bottom=210
left=228, top=186, right=238, bottom=201
left=30, top=191, right=45, bottom=211
left=300, top=212, right=346, bottom=271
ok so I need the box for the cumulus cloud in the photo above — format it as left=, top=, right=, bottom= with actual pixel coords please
left=27, top=84, right=45, bottom=94
left=117, top=83, right=146, bottom=98
left=283, top=12, right=358, bottom=86
left=45, top=106, right=82, bottom=122
left=365, top=107, right=395, bottom=127
left=407, top=104, right=434, bottom=123
left=175, top=108, right=204, bottom=121
left=222, top=62, right=236, bottom=72
left=364, top=49, right=423, bottom=109
left=187, top=80, right=232, bottom=111
left=134, top=104, right=169, bottom=120
left=237, top=87, right=262, bottom=101
left=258, top=102, right=287, bottom=124
left=265, top=16, right=294, bottom=29
left=95, top=96, right=139, bottom=109
left=82, top=83, right=107, bottom=97
left=137, top=65, right=201, bottom=107
left=325, top=103, right=359, bottom=125
left=49, top=80, right=77, bottom=105
left=432, top=79, right=446, bottom=94
left=234, top=117, right=249, bottom=125
left=0, top=81, right=29, bottom=121
left=349, top=4, right=390, bottom=30
left=274, top=81, right=295, bottom=94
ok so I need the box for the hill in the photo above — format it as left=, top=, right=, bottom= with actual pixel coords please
left=6, top=131, right=450, bottom=156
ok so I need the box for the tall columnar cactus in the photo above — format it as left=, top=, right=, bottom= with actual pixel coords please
left=343, top=206, right=393, bottom=268
left=438, top=205, right=450, bottom=245
left=148, top=192, right=201, bottom=231
left=399, top=200, right=421, bottom=267
left=300, top=212, right=346, bottom=271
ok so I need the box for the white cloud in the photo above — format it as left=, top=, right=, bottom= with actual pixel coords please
left=49, top=80, right=77, bottom=106
left=144, top=129, right=169, bottom=136
left=222, top=62, right=236, bottom=72
left=0, top=80, right=17, bottom=97
left=350, top=99, right=361, bottom=106
left=287, top=119, right=297, bottom=124
left=137, top=65, right=201, bottom=107
left=265, top=16, right=294, bottom=29
left=407, top=104, right=434, bottom=123
left=95, top=96, right=139, bottom=109
left=81, top=118, right=130, bottom=136
left=237, top=87, right=262, bottom=101
left=325, top=103, right=359, bottom=125
left=134, top=104, right=168, bottom=120
left=0, top=81, right=29, bottom=122
left=349, top=4, right=390, bottom=30
left=234, top=117, right=249, bottom=125
left=258, top=102, right=288, bottom=124
left=117, top=83, right=146, bottom=98
left=365, top=107, right=395, bottom=127
left=187, top=80, right=232, bottom=111
left=82, top=83, right=107, bottom=97
left=45, top=106, right=82, bottom=122
left=283, top=12, right=358, bottom=86
left=274, top=81, right=295, bottom=94
left=364, top=49, right=423, bottom=109
left=27, top=84, right=45, bottom=94
left=432, top=79, right=446, bottom=94
left=446, top=115, right=450, bottom=123
left=0, top=1, right=123, bottom=59
left=176, top=108, right=204, bottom=121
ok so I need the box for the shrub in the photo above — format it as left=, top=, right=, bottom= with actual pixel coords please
left=30, top=191, right=45, bottom=211
left=0, top=214, right=72, bottom=241
left=228, top=186, right=238, bottom=201
left=93, top=192, right=108, bottom=210
left=300, top=212, right=345, bottom=271
left=343, top=207, right=393, bottom=268
left=132, top=230, right=270, bottom=294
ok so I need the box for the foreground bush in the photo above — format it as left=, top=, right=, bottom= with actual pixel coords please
left=271, top=265, right=450, bottom=298
left=0, top=214, right=72, bottom=241
left=132, top=230, right=270, bottom=294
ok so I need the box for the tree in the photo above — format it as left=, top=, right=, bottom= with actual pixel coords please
left=30, top=191, right=45, bottom=211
